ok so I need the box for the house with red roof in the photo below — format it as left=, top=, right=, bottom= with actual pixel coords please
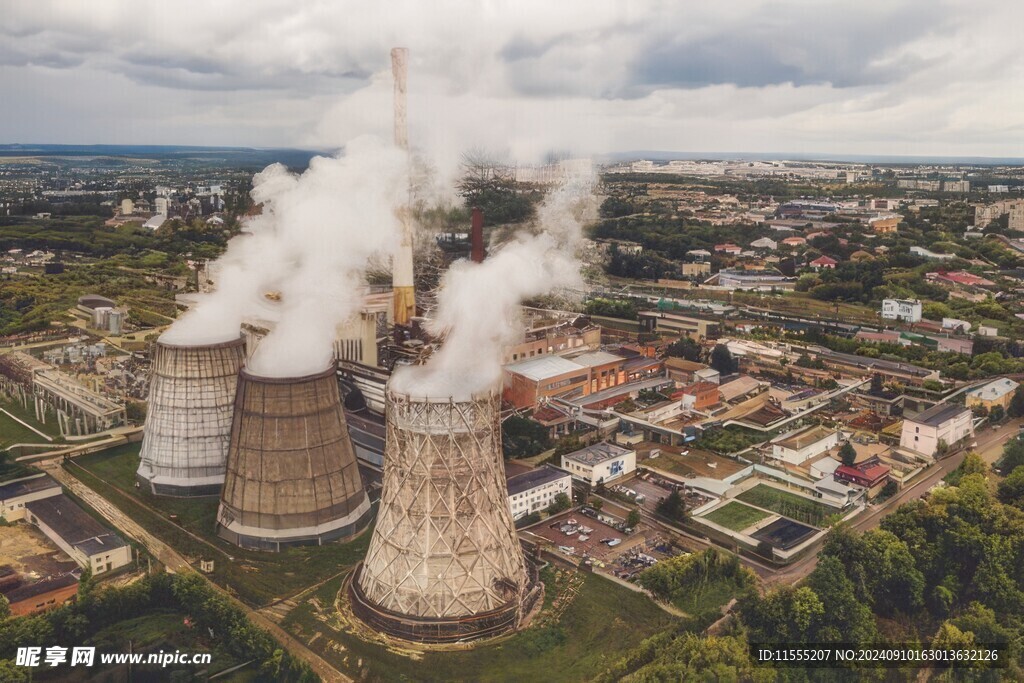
left=834, top=457, right=891, bottom=498
left=714, top=243, right=742, bottom=254
left=809, top=255, right=837, bottom=270
left=781, top=236, right=807, bottom=247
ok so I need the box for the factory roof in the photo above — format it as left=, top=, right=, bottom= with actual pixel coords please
left=0, top=473, right=60, bottom=503
left=569, top=351, right=623, bottom=368
left=506, top=465, right=570, bottom=497
left=718, top=375, right=765, bottom=403
left=773, top=425, right=836, bottom=452
left=563, top=442, right=633, bottom=467
left=966, top=377, right=1020, bottom=402
left=2, top=573, right=78, bottom=604
left=76, top=294, right=116, bottom=310
left=664, top=358, right=708, bottom=372
left=908, top=403, right=971, bottom=427
left=505, top=355, right=584, bottom=381
left=25, top=494, right=128, bottom=558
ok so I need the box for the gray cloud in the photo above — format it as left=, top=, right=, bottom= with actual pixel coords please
left=0, top=1, right=1021, bottom=157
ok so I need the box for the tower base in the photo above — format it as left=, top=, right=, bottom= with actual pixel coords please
left=348, top=554, right=544, bottom=644
left=216, top=499, right=374, bottom=552
left=135, top=471, right=224, bottom=498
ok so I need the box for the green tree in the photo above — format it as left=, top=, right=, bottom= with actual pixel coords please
left=1009, top=386, right=1024, bottom=418
left=710, top=344, right=737, bottom=375
left=626, top=508, right=641, bottom=528
left=997, top=467, right=1024, bottom=508
left=839, top=441, right=857, bottom=467
left=547, top=492, right=572, bottom=515
left=657, top=489, right=687, bottom=522
left=739, top=585, right=825, bottom=645
left=665, top=337, right=702, bottom=362
left=946, top=452, right=987, bottom=486
left=501, top=415, right=552, bottom=459
left=0, top=660, right=28, bottom=683
left=805, top=556, right=878, bottom=645
left=0, top=594, right=8, bottom=621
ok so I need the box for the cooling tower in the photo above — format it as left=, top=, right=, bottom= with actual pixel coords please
left=351, top=389, right=540, bottom=643
left=216, top=366, right=372, bottom=551
left=136, top=337, right=246, bottom=497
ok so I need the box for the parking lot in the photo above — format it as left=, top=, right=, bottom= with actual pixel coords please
left=522, top=508, right=649, bottom=564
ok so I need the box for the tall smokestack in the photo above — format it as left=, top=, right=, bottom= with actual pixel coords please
left=391, top=46, right=416, bottom=326
left=471, top=207, right=485, bottom=263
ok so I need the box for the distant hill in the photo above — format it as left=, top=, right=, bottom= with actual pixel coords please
left=599, top=150, right=1024, bottom=166
left=0, top=144, right=331, bottom=170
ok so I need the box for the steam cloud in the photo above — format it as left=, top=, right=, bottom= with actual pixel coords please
left=160, top=135, right=408, bottom=379
left=390, top=168, right=595, bottom=401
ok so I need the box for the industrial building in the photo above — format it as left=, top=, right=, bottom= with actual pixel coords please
left=900, top=404, right=974, bottom=457
left=965, top=377, right=1020, bottom=412
left=216, top=366, right=372, bottom=550
left=770, top=425, right=841, bottom=465
left=507, top=464, right=572, bottom=520
left=352, top=389, right=541, bottom=643
left=561, top=442, right=636, bottom=486
left=637, top=311, right=720, bottom=339
left=0, top=351, right=126, bottom=436
left=137, top=337, right=247, bottom=496
left=1, top=473, right=131, bottom=575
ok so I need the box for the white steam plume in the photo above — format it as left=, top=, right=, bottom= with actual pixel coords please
left=160, top=135, right=408, bottom=379
left=390, top=167, right=595, bottom=401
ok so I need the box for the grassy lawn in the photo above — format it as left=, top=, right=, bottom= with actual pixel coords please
left=702, top=501, right=771, bottom=532
left=282, top=567, right=676, bottom=683
left=670, top=576, right=746, bottom=616
left=67, top=444, right=372, bottom=608
left=736, top=484, right=834, bottom=528
left=0, top=395, right=63, bottom=447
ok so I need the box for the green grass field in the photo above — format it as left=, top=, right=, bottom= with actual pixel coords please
left=67, top=445, right=372, bottom=607
left=702, top=501, right=771, bottom=532
left=283, top=567, right=677, bottom=682
left=736, top=484, right=834, bottom=528
left=0, top=396, right=62, bottom=448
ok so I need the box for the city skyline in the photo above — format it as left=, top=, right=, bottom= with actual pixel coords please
left=2, top=1, right=1024, bottom=161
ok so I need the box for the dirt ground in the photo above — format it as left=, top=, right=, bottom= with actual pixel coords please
left=0, top=522, right=76, bottom=578
left=645, top=446, right=747, bottom=479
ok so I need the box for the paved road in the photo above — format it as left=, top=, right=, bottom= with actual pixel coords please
left=44, top=462, right=351, bottom=683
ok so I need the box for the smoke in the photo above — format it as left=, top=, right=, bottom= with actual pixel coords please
left=390, top=168, right=595, bottom=401
left=161, top=135, right=408, bottom=378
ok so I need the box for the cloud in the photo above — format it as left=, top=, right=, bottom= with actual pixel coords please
left=1, top=1, right=1023, bottom=157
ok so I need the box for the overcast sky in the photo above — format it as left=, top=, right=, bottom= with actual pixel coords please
left=3, top=1, right=1024, bottom=160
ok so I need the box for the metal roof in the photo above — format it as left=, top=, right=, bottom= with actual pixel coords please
left=909, top=402, right=970, bottom=427
left=505, top=355, right=585, bottom=381
left=506, top=465, right=570, bottom=497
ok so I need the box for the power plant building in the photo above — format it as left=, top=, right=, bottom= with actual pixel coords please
left=216, top=366, right=372, bottom=551
left=137, top=337, right=246, bottom=496
left=351, top=389, right=541, bottom=643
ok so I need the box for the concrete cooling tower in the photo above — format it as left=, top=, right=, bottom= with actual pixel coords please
left=216, top=366, right=373, bottom=551
left=136, top=337, right=246, bottom=497
left=350, top=389, right=541, bottom=643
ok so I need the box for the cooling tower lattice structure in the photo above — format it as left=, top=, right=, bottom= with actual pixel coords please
left=350, top=389, right=541, bottom=643
left=215, top=366, right=372, bottom=551
left=136, top=337, right=246, bottom=497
